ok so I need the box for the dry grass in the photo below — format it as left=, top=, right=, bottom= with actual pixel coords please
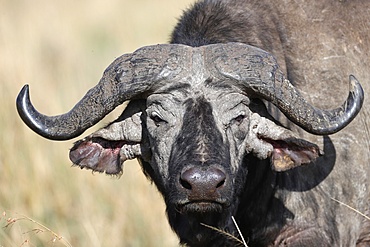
left=0, top=0, right=194, bottom=246
left=200, top=216, right=249, bottom=247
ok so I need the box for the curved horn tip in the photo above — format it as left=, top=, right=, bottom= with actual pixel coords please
left=348, top=74, right=364, bottom=112
left=16, top=84, right=44, bottom=136
left=16, top=84, right=68, bottom=141
left=16, top=84, right=34, bottom=127
left=349, top=75, right=364, bottom=95
left=320, top=75, right=364, bottom=135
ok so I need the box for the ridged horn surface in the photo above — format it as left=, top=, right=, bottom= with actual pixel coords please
left=16, top=44, right=190, bottom=140
left=209, top=42, right=364, bottom=135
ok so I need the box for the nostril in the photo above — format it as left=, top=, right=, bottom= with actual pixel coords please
left=180, top=167, right=200, bottom=190
left=210, top=167, right=226, bottom=189
left=216, top=179, right=225, bottom=188
left=180, top=177, right=192, bottom=190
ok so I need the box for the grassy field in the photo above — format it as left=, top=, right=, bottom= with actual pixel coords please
left=0, top=0, right=194, bottom=246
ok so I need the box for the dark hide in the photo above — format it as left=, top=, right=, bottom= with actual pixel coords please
left=171, top=0, right=288, bottom=74
left=237, top=136, right=337, bottom=246
left=165, top=97, right=235, bottom=246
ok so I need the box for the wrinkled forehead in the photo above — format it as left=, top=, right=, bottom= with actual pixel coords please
left=149, top=43, right=262, bottom=91
left=146, top=44, right=254, bottom=107
left=147, top=79, right=249, bottom=111
left=153, top=49, right=216, bottom=90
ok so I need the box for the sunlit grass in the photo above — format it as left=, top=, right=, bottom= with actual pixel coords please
left=0, top=0, right=194, bottom=246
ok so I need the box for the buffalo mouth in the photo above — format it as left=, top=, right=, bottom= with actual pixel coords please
left=176, top=200, right=229, bottom=215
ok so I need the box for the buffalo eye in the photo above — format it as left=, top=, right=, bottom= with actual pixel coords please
left=150, top=111, right=167, bottom=126
left=231, top=114, right=246, bottom=125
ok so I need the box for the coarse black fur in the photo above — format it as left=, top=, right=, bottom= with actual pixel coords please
left=234, top=136, right=338, bottom=246
left=171, top=0, right=280, bottom=48
left=171, top=0, right=288, bottom=74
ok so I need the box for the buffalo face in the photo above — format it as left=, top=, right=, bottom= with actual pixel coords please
left=67, top=78, right=321, bottom=244
left=141, top=84, right=323, bottom=244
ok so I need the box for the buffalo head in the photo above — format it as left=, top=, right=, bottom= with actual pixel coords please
left=16, top=43, right=364, bottom=244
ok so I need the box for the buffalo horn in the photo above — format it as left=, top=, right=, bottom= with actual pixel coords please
left=211, top=43, right=364, bottom=135
left=16, top=44, right=186, bottom=140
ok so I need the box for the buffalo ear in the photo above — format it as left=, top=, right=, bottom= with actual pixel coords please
left=69, top=137, right=141, bottom=175
left=69, top=101, right=145, bottom=176
left=269, top=138, right=321, bottom=172
left=247, top=112, right=322, bottom=172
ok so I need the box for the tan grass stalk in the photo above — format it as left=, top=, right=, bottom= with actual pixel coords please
left=330, top=197, right=370, bottom=221
left=2, top=211, right=73, bottom=247
left=200, top=216, right=248, bottom=247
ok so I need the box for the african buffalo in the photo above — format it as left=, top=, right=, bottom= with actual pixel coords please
left=16, top=0, right=369, bottom=246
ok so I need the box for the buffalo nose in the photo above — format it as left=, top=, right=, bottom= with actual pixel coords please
left=179, top=166, right=226, bottom=197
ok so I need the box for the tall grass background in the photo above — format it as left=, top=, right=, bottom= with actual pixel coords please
left=0, top=0, right=194, bottom=246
